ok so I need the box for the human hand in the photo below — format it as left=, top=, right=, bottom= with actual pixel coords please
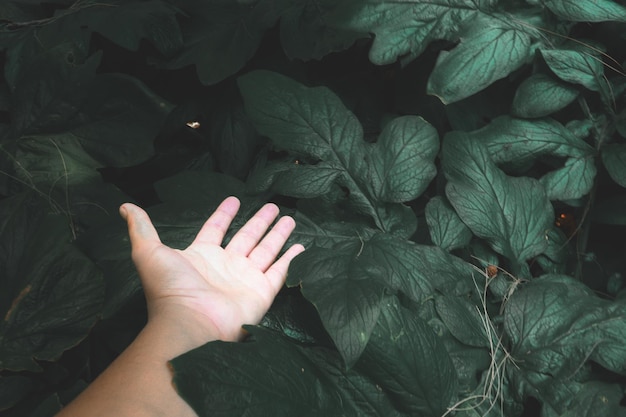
left=119, top=196, right=304, bottom=346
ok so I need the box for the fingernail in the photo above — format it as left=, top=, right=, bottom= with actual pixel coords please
left=119, top=204, right=129, bottom=220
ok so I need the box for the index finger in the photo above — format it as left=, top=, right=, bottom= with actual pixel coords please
left=191, top=196, right=241, bottom=247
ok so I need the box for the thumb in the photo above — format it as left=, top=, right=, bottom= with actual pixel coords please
left=119, top=203, right=162, bottom=250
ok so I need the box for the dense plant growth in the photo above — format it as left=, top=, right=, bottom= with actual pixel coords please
left=2, top=0, right=626, bottom=415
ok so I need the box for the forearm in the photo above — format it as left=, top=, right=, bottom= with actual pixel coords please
left=56, top=317, right=209, bottom=417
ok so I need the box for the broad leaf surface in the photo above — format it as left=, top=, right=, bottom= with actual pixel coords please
left=511, top=73, right=580, bottom=118
left=357, top=298, right=458, bottom=416
left=332, top=0, right=495, bottom=65
left=435, top=295, right=489, bottom=348
left=239, top=70, right=438, bottom=235
left=505, top=275, right=626, bottom=379
left=0, top=193, right=104, bottom=372
left=466, top=116, right=596, bottom=200
left=443, top=132, right=554, bottom=269
left=544, top=0, right=626, bottom=22
left=287, top=232, right=475, bottom=366
left=171, top=326, right=402, bottom=417
left=428, top=16, right=532, bottom=104
left=425, top=196, right=473, bottom=251
left=541, top=48, right=605, bottom=92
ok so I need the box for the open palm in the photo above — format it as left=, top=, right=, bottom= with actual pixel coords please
left=120, top=196, right=305, bottom=343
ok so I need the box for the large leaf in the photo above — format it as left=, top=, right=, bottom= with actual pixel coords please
left=442, top=131, right=554, bottom=271
left=543, top=0, right=626, bottom=22
left=171, top=326, right=402, bottom=417
left=287, top=232, right=475, bottom=367
left=356, top=298, right=458, bottom=416
left=0, top=193, right=104, bottom=372
left=428, top=16, right=532, bottom=104
left=239, top=70, right=438, bottom=235
left=332, top=0, right=495, bottom=65
left=466, top=116, right=596, bottom=200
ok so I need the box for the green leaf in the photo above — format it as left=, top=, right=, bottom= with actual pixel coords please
left=171, top=326, right=402, bottom=417
left=239, top=70, right=437, bottom=235
left=442, top=131, right=554, bottom=269
left=0, top=193, right=104, bottom=372
left=67, top=0, right=183, bottom=56
left=161, top=0, right=285, bottom=84
left=505, top=275, right=626, bottom=379
left=540, top=156, right=597, bottom=200
left=541, top=48, right=605, bottom=92
left=544, top=0, right=626, bottom=22
left=357, top=298, right=458, bottom=416
left=366, top=115, right=439, bottom=202
left=425, top=196, right=473, bottom=251
left=332, top=0, right=493, bottom=65
left=511, top=73, right=580, bottom=118
left=280, top=0, right=362, bottom=60
left=466, top=116, right=596, bottom=200
left=428, top=16, right=532, bottom=104
left=287, top=232, right=475, bottom=367
left=557, top=381, right=626, bottom=417
left=435, top=295, right=489, bottom=348
left=601, top=144, right=626, bottom=188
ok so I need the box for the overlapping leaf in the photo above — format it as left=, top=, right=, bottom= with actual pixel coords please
left=505, top=275, right=626, bottom=378
left=543, top=0, right=626, bottom=22
left=332, top=0, right=496, bottom=65
left=601, top=143, right=626, bottom=188
left=171, top=326, right=402, bottom=417
left=425, top=196, right=473, bottom=251
left=357, top=299, right=458, bottom=416
left=428, top=15, right=532, bottom=103
left=287, top=231, right=475, bottom=367
left=465, top=116, right=596, bottom=200
left=443, top=131, right=554, bottom=271
left=511, top=73, right=580, bottom=118
left=0, top=193, right=104, bottom=372
left=238, top=70, right=438, bottom=235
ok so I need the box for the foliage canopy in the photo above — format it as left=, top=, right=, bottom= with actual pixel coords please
left=1, top=0, right=626, bottom=416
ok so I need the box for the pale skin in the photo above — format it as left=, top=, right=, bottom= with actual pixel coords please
left=56, top=196, right=305, bottom=417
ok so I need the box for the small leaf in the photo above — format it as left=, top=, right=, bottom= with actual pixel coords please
left=541, top=48, right=605, bottom=92
left=443, top=131, right=554, bottom=269
left=357, top=298, right=458, bottom=416
left=425, top=196, right=473, bottom=251
left=601, top=144, right=626, bottom=188
left=435, top=295, right=489, bottom=348
left=428, top=17, right=532, bottom=103
left=544, top=0, right=626, bottom=22
left=511, top=73, right=580, bottom=118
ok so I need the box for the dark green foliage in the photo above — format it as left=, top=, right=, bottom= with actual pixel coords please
left=2, top=0, right=626, bottom=415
